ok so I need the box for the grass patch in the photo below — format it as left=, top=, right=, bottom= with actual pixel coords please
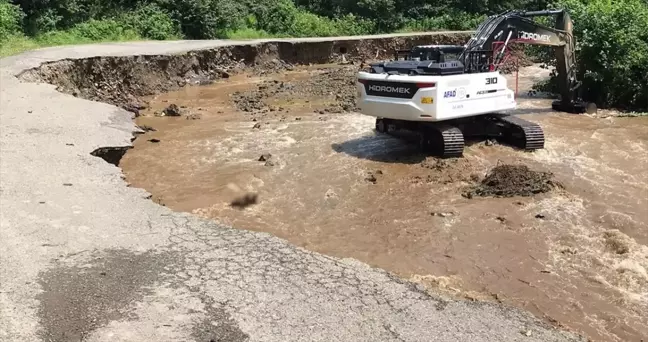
left=0, top=32, right=144, bottom=57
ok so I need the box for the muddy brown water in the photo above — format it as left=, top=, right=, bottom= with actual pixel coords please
left=120, top=64, right=648, bottom=342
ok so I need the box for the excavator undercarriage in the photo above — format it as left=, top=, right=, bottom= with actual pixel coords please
left=375, top=114, right=545, bottom=158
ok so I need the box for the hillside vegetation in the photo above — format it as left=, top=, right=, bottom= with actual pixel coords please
left=1, top=0, right=646, bottom=111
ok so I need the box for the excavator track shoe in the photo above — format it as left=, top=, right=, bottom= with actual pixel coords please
left=497, top=115, right=545, bottom=151
left=420, top=125, right=465, bottom=158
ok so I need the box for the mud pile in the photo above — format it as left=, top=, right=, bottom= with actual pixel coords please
left=465, top=164, right=561, bottom=198
left=232, top=65, right=359, bottom=114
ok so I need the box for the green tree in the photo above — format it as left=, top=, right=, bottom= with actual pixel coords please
left=0, top=0, right=24, bottom=40
left=120, top=4, right=181, bottom=40
left=539, top=0, right=648, bottom=111
left=154, top=0, right=246, bottom=39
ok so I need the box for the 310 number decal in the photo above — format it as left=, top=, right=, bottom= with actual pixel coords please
left=486, top=77, right=498, bottom=85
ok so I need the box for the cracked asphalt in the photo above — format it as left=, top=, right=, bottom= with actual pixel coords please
left=0, top=36, right=585, bottom=342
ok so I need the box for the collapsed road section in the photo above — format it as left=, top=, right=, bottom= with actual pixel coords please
left=1, top=33, right=588, bottom=342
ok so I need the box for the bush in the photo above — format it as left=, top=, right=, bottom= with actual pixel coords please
left=249, top=1, right=374, bottom=37
left=290, top=10, right=340, bottom=37
left=13, top=0, right=130, bottom=34
left=0, top=0, right=24, bottom=41
left=402, top=12, right=486, bottom=32
left=155, top=0, right=247, bottom=39
left=252, top=0, right=298, bottom=35
left=333, top=14, right=376, bottom=36
left=120, top=4, right=181, bottom=40
left=35, top=19, right=140, bottom=45
left=539, top=0, right=648, bottom=111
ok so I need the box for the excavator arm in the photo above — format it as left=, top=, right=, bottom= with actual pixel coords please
left=460, top=9, right=592, bottom=113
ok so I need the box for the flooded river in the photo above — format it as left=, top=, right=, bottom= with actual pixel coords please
left=120, top=64, right=648, bottom=342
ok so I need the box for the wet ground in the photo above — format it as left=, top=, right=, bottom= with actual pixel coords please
left=120, top=64, right=648, bottom=342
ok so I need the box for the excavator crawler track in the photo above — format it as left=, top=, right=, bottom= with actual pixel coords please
left=420, top=124, right=465, bottom=158
left=495, top=115, right=545, bottom=151
left=376, top=118, right=465, bottom=158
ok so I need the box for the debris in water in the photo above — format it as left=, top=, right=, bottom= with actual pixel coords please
left=230, top=193, right=258, bottom=209
left=603, top=230, right=632, bottom=254
left=464, top=164, right=561, bottom=198
left=137, top=125, right=156, bottom=132
left=253, top=123, right=262, bottom=129
left=185, top=113, right=202, bottom=120
left=365, top=174, right=377, bottom=184
left=162, top=104, right=182, bottom=116
left=431, top=212, right=455, bottom=217
left=421, top=158, right=455, bottom=171
left=365, top=170, right=382, bottom=184
left=258, top=154, right=272, bottom=162
left=535, top=214, right=546, bottom=219
left=148, top=138, right=161, bottom=143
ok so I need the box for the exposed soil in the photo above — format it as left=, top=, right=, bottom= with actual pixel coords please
left=18, top=32, right=470, bottom=116
left=465, top=164, right=562, bottom=198
left=232, top=65, right=359, bottom=115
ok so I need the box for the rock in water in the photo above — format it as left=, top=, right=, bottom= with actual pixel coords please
left=163, top=104, right=182, bottom=116
left=230, top=193, right=258, bottom=209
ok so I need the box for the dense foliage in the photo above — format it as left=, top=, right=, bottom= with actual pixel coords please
left=0, top=0, right=647, bottom=111
left=0, top=0, right=23, bottom=40
left=538, top=0, right=648, bottom=110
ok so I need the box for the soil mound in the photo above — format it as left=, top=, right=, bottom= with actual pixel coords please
left=465, top=164, right=561, bottom=198
left=231, top=65, right=359, bottom=114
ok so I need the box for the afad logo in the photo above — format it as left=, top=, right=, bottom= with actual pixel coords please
left=443, top=90, right=456, bottom=98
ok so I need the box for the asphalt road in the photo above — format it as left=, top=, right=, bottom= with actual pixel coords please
left=0, top=35, right=584, bottom=342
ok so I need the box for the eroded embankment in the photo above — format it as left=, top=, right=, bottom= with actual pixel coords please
left=18, top=33, right=470, bottom=117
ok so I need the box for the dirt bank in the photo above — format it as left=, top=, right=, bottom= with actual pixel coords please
left=18, top=33, right=471, bottom=117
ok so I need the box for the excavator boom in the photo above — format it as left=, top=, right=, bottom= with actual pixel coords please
left=459, top=9, right=591, bottom=113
